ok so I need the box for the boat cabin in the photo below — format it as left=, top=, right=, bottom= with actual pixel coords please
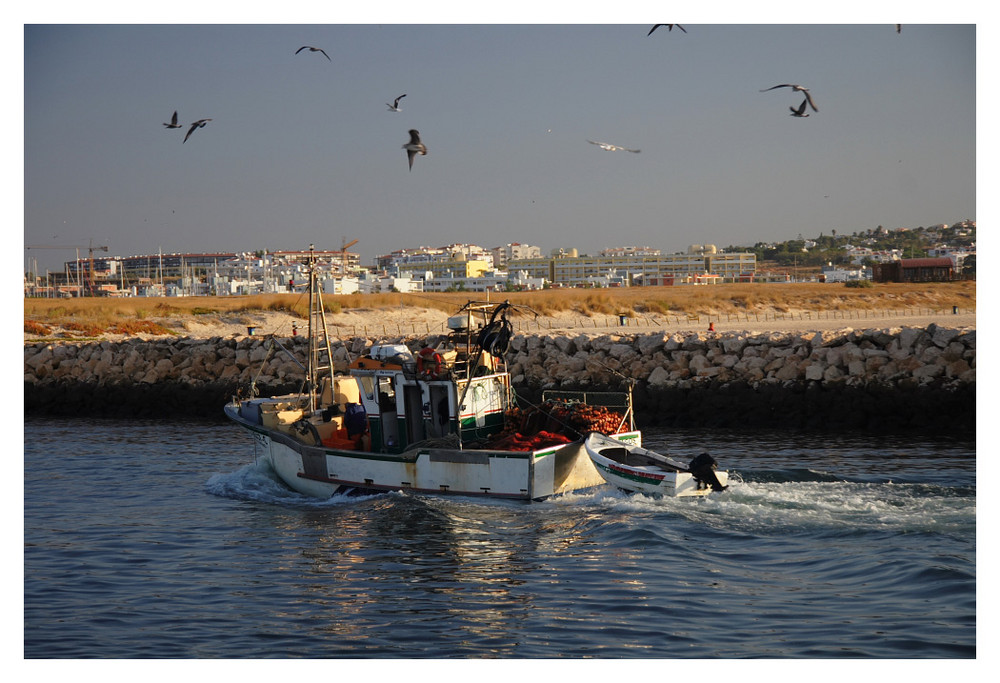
left=344, top=343, right=511, bottom=454
left=235, top=293, right=522, bottom=456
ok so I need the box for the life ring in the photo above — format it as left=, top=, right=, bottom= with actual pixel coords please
left=417, top=347, right=444, bottom=379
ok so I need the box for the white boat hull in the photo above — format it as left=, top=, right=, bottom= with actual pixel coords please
left=584, top=432, right=728, bottom=497
left=228, top=403, right=641, bottom=501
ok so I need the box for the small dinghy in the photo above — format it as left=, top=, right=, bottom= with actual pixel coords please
left=584, top=432, right=728, bottom=497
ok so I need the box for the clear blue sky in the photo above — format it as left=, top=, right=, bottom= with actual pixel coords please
left=21, top=12, right=977, bottom=276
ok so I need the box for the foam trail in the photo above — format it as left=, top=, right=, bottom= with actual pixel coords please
left=552, top=479, right=974, bottom=536
left=205, top=460, right=385, bottom=507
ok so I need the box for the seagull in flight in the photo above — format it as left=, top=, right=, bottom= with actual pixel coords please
left=403, top=129, right=427, bottom=170
left=587, top=140, right=641, bottom=153
left=789, top=98, right=810, bottom=117
left=295, top=45, right=331, bottom=61
left=386, top=94, right=407, bottom=112
left=163, top=111, right=182, bottom=129
left=759, top=84, right=818, bottom=112
left=648, top=24, right=686, bottom=35
left=183, top=118, right=212, bottom=143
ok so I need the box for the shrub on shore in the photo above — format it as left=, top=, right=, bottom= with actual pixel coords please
left=24, top=320, right=52, bottom=336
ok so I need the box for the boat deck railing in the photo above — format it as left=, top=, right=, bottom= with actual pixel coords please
left=541, top=390, right=632, bottom=411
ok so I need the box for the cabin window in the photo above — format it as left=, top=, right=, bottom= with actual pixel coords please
left=358, top=375, right=375, bottom=401
left=377, top=376, right=396, bottom=412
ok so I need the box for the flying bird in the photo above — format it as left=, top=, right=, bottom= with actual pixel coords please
left=789, top=98, right=810, bottom=117
left=163, top=111, right=182, bottom=129
left=648, top=24, right=686, bottom=35
left=403, top=129, right=427, bottom=170
left=295, top=45, right=331, bottom=61
left=587, top=139, right=641, bottom=153
left=386, top=94, right=407, bottom=112
left=760, top=84, right=818, bottom=112
left=183, top=118, right=212, bottom=143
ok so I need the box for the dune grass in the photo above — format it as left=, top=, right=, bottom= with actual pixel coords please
left=24, top=281, right=975, bottom=333
left=459, top=281, right=975, bottom=318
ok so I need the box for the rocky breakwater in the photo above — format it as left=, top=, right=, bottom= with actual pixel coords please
left=505, top=323, right=974, bottom=432
left=24, top=323, right=974, bottom=432
left=24, top=334, right=348, bottom=420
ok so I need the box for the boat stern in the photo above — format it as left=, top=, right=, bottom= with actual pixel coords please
left=531, top=430, right=642, bottom=499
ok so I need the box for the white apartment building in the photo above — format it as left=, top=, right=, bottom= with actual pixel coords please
left=928, top=246, right=975, bottom=269
left=845, top=245, right=903, bottom=265
left=491, top=242, right=542, bottom=268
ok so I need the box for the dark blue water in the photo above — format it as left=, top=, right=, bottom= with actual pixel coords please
left=24, top=417, right=976, bottom=658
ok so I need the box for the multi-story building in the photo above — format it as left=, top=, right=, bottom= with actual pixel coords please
left=375, top=246, right=448, bottom=271
left=442, top=243, right=494, bottom=265
left=508, top=251, right=756, bottom=287
left=376, top=243, right=496, bottom=271
left=33, top=241, right=757, bottom=297
left=271, top=248, right=361, bottom=274
left=398, top=258, right=492, bottom=281
left=600, top=246, right=661, bottom=257
left=491, top=242, right=542, bottom=268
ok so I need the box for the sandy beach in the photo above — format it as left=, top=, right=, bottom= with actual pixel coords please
left=122, top=306, right=976, bottom=342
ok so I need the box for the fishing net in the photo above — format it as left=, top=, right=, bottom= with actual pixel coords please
left=483, top=399, right=626, bottom=451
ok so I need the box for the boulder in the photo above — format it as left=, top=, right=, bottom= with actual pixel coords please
left=646, top=366, right=671, bottom=387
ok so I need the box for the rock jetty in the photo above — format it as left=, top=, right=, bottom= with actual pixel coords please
left=24, top=323, right=975, bottom=433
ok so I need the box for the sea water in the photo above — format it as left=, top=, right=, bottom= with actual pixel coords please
left=23, top=417, right=975, bottom=658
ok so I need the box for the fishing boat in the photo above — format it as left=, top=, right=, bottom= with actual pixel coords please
left=224, top=245, right=641, bottom=502
left=584, top=431, right=728, bottom=497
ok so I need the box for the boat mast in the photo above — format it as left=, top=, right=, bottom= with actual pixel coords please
left=306, top=245, right=317, bottom=412
left=454, top=301, right=513, bottom=449
left=305, top=244, right=336, bottom=413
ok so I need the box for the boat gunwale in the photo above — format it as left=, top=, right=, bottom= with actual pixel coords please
left=226, top=400, right=616, bottom=462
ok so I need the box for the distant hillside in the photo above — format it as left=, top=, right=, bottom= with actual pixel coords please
left=729, top=221, right=976, bottom=272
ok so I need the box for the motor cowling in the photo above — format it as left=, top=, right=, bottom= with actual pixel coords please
left=688, top=452, right=727, bottom=491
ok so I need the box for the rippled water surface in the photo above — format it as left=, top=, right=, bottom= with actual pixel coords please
left=24, top=417, right=976, bottom=658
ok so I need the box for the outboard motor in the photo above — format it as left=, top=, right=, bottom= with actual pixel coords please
left=688, top=452, right=727, bottom=491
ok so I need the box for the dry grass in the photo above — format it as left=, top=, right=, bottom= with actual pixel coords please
left=24, top=281, right=975, bottom=335
left=23, top=292, right=342, bottom=322
left=464, top=281, right=976, bottom=318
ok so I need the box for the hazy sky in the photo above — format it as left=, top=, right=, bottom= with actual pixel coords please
left=22, top=12, right=977, bottom=275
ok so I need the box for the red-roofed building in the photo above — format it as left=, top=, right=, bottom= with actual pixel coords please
left=871, top=258, right=956, bottom=283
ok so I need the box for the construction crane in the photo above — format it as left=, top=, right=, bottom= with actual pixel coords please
left=340, top=237, right=358, bottom=275
left=25, top=242, right=109, bottom=296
